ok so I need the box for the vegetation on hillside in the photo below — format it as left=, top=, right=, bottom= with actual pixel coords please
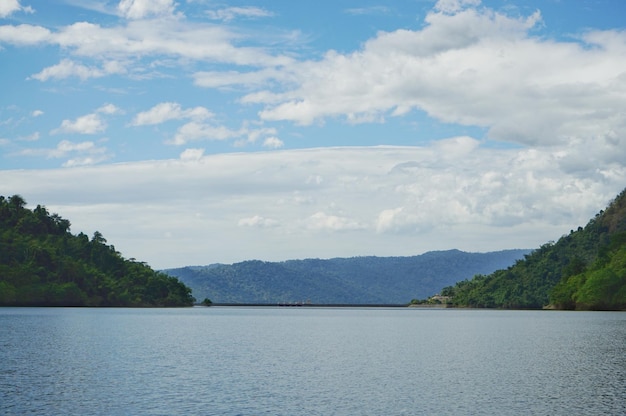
left=0, top=195, right=194, bottom=307
left=165, top=249, right=529, bottom=304
left=443, top=188, right=626, bottom=310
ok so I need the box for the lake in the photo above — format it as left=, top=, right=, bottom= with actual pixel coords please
left=1, top=307, right=625, bottom=415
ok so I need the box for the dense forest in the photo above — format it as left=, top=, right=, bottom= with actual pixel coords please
left=0, top=195, right=194, bottom=307
left=443, top=188, right=626, bottom=310
left=164, top=249, right=529, bottom=304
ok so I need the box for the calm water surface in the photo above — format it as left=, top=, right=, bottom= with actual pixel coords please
left=1, top=307, right=625, bottom=415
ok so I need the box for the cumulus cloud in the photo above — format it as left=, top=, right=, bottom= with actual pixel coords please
left=51, top=114, right=106, bottom=135
left=179, top=148, right=205, bottom=161
left=97, top=104, right=123, bottom=115
left=131, top=102, right=213, bottom=126
left=170, top=122, right=238, bottom=145
left=29, top=59, right=126, bottom=81
left=117, top=0, right=177, bottom=20
left=51, top=105, right=121, bottom=135
left=238, top=215, right=279, bottom=228
left=263, top=137, right=283, bottom=149
left=241, top=2, right=625, bottom=160
left=130, top=102, right=277, bottom=147
left=0, top=24, right=50, bottom=45
left=17, top=139, right=110, bottom=167
left=434, top=0, right=481, bottom=14
left=171, top=121, right=277, bottom=146
left=31, top=110, right=43, bottom=117
left=0, top=0, right=33, bottom=18
left=375, top=207, right=406, bottom=233
left=206, top=6, right=273, bottom=22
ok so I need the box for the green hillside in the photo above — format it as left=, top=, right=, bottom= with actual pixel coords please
left=444, top=188, right=626, bottom=310
left=0, top=195, right=194, bottom=307
left=164, top=249, right=530, bottom=304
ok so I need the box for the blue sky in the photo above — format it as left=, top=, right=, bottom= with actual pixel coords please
left=1, top=0, right=625, bottom=268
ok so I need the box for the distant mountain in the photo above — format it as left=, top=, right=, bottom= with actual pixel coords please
left=163, top=249, right=530, bottom=304
left=445, top=187, right=626, bottom=310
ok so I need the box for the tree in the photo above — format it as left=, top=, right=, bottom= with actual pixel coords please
left=450, top=187, right=626, bottom=310
left=0, top=195, right=195, bottom=307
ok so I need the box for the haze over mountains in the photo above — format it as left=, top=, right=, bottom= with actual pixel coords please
left=164, top=249, right=530, bottom=304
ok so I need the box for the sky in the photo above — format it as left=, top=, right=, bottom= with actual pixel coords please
left=1, top=0, right=625, bottom=269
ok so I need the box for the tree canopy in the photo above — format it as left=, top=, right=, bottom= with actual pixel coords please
left=0, top=195, right=194, bottom=307
left=443, top=188, right=626, bottom=310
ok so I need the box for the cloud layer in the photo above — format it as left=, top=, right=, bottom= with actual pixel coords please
left=1, top=0, right=625, bottom=268
left=2, top=142, right=622, bottom=268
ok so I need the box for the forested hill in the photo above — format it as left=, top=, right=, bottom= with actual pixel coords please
left=163, top=249, right=530, bottom=304
left=0, top=195, right=194, bottom=307
left=444, top=187, right=626, bottom=310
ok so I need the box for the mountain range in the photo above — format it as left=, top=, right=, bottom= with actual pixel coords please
left=163, top=249, right=530, bottom=304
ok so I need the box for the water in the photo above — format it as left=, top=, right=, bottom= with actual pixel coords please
left=1, top=307, right=625, bottom=416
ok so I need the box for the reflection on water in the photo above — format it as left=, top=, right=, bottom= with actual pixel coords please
left=1, top=307, right=625, bottom=415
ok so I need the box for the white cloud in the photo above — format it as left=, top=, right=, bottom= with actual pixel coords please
left=117, top=0, right=177, bottom=20
left=49, top=140, right=98, bottom=156
left=31, top=110, right=43, bottom=117
left=243, top=2, right=624, bottom=161
left=0, top=24, right=50, bottom=45
left=14, top=19, right=291, bottom=66
left=131, top=102, right=213, bottom=126
left=17, top=139, right=110, bottom=167
left=0, top=0, right=33, bottom=18
left=206, top=6, right=273, bottom=22
left=63, top=156, right=107, bottom=168
left=0, top=0, right=21, bottom=17
left=179, top=148, right=205, bottom=161
left=170, top=121, right=239, bottom=145
left=375, top=207, right=405, bottom=233
left=97, top=104, right=123, bottom=115
left=131, top=103, right=277, bottom=147
left=1, top=144, right=623, bottom=268
left=263, top=137, right=283, bottom=149
left=29, top=59, right=126, bottom=81
left=51, top=113, right=106, bottom=135
left=1, top=14, right=294, bottom=86
left=434, top=0, right=481, bottom=14
left=238, top=215, right=279, bottom=228
left=50, top=105, right=121, bottom=135
left=169, top=121, right=277, bottom=146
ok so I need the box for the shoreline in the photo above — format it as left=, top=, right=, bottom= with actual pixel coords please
left=206, top=303, right=410, bottom=308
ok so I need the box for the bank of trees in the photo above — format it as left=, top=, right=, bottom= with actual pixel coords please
left=0, top=195, right=194, bottom=307
left=443, top=188, right=626, bottom=310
